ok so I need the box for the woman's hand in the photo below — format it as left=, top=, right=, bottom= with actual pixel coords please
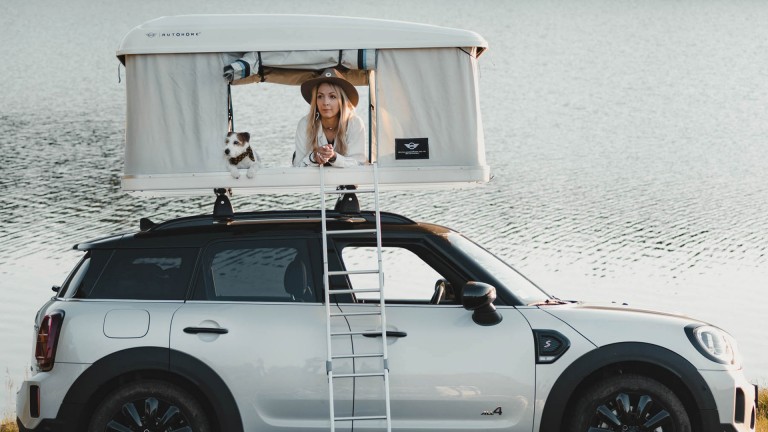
left=315, top=144, right=336, bottom=164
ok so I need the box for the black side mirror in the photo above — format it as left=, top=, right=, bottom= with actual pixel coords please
left=462, top=281, right=502, bottom=326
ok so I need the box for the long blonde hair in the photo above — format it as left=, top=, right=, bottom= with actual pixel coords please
left=305, top=83, right=355, bottom=156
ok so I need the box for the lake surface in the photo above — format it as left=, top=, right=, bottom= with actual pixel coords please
left=2, top=0, right=767, bottom=413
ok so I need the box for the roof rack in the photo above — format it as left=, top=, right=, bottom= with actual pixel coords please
left=145, top=209, right=415, bottom=232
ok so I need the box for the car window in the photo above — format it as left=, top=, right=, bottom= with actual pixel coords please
left=194, top=239, right=316, bottom=302
left=446, top=233, right=550, bottom=304
left=341, top=246, right=447, bottom=303
left=83, top=248, right=198, bottom=300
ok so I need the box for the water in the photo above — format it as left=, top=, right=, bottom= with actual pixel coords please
left=2, top=0, right=768, bottom=414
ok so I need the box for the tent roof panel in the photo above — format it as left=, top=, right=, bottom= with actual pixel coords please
left=116, top=14, right=487, bottom=60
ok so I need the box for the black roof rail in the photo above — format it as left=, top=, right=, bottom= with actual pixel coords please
left=144, top=210, right=415, bottom=231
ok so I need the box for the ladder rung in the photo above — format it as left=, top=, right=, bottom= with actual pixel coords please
left=334, top=415, right=388, bottom=421
left=332, top=353, right=384, bottom=359
left=330, top=288, right=380, bottom=295
left=323, top=187, right=375, bottom=194
left=330, top=311, right=382, bottom=317
left=325, top=229, right=378, bottom=235
left=331, top=330, right=376, bottom=336
left=333, top=372, right=386, bottom=378
left=328, top=269, right=379, bottom=276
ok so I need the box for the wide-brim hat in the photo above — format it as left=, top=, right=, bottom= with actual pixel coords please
left=300, top=68, right=359, bottom=107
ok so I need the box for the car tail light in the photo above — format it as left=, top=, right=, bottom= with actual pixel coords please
left=35, top=310, right=64, bottom=372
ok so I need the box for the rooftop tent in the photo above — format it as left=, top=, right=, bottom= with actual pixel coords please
left=116, top=15, right=489, bottom=195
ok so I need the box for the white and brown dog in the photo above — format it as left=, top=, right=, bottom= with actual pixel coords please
left=224, top=132, right=260, bottom=178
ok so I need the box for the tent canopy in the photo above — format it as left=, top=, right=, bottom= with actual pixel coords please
left=117, top=15, right=490, bottom=196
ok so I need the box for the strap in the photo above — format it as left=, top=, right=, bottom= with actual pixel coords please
left=257, top=52, right=265, bottom=82
left=227, top=84, right=234, bottom=132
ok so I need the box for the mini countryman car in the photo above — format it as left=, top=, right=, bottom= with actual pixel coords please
left=16, top=209, right=757, bottom=432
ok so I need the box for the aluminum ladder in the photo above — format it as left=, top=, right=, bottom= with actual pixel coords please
left=320, top=163, right=392, bottom=432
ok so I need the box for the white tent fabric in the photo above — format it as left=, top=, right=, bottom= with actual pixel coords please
left=121, top=47, right=489, bottom=194
left=375, top=48, right=485, bottom=168
left=125, top=53, right=237, bottom=176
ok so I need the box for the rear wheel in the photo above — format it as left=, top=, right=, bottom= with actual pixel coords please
left=88, top=380, right=211, bottom=432
left=565, top=373, right=691, bottom=432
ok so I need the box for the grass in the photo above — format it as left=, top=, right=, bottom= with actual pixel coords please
left=0, top=417, right=17, bottom=432
left=2, top=368, right=18, bottom=432
left=0, top=388, right=765, bottom=431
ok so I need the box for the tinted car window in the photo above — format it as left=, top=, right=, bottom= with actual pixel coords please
left=82, top=248, right=198, bottom=300
left=193, top=239, right=316, bottom=302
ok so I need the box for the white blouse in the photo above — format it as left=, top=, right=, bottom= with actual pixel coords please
left=293, top=114, right=367, bottom=168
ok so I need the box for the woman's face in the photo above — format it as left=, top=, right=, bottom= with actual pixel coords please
left=316, top=83, right=340, bottom=119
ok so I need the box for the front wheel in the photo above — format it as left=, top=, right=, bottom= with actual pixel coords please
left=565, top=373, right=692, bottom=432
left=88, top=380, right=211, bottom=432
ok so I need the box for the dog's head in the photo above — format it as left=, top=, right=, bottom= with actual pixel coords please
left=224, top=132, right=251, bottom=157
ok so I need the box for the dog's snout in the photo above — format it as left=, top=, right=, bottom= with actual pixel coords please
left=224, top=149, right=230, bottom=155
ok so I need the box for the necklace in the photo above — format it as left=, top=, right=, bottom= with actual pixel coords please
left=322, top=121, right=338, bottom=131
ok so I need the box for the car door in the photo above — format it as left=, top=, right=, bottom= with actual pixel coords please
left=170, top=236, right=354, bottom=431
left=335, top=242, right=536, bottom=431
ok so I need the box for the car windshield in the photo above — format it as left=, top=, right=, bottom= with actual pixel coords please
left=447, top=233, right=551, bottom=305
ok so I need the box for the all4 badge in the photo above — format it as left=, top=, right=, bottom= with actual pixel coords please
left=481, top=407, right=502, bottom=416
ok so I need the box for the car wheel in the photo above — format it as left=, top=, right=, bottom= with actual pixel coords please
left=566, top=373, right=691, bottom=432
left=88, top=380, right=211, bottom=432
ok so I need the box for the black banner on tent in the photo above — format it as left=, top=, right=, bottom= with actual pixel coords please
left=395, top=138, right=429, bottom=160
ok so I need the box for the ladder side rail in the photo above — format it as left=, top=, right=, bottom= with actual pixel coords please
left=319, top=165, right=336, bottom=432
left=373, top=162, right=393, bottom=432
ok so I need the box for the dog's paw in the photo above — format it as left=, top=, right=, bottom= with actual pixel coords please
left=246, top=167, right=257, bottom=179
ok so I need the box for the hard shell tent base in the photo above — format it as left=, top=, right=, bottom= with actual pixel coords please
left=123, top=165, right=490, bottom=197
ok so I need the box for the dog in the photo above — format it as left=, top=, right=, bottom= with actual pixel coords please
left=224, top=132, right=260, bottom=179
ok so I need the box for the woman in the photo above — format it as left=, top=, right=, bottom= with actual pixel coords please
left=293, top=68, right=366, bottom=167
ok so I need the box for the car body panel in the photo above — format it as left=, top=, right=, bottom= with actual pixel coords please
left=514, top=306, right=598, bottom=431
left=16, top=363, right=90, bottom=430
left=699, top=369, right=757, bottom=430
left=541, top=303, right=733, bottom=371
left=47, top=300, right=183, bottom=364
left=341, top=303, right=536, bottom=431
left=170, top=302, right=353, bottom=431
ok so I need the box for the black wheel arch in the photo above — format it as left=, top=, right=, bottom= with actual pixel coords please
left=540, top=342, right=721, bottom=432
left=59, top=347, right=243, bottom=432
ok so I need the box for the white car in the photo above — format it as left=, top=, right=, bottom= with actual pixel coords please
left=15, top=209, right=757, bottom=432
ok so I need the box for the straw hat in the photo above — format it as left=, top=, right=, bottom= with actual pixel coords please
left=300, top=68, right=359, bottom=107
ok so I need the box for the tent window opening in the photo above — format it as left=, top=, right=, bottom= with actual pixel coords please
left=228, top=71, right=373, bottom=168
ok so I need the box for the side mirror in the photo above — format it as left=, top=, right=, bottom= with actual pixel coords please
left=462, top=281, right=502, bottom=326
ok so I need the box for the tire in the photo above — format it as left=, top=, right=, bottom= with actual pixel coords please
left=87, top=380, right=211, bottom=432
left=565, top=373, right=692, bottom=432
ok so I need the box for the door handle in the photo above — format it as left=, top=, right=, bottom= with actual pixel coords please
left=363, top=330, right=407, bottom=338
left=184, top=327, right=228, bottom=335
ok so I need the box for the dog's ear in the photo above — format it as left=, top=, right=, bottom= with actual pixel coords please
left=238, top=132, right=250, bottom=143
